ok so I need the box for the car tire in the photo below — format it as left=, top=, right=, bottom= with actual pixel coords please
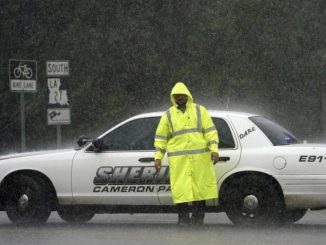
left=57, top=206, right=95, bottom=223
left=277, top=208, right=307, bottom=224
left=5, top=175, right=51, bottom=224
left=224, top=174, right=283, bottom=226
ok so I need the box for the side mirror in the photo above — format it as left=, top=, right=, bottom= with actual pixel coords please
left=92, top=138, right=104, bottom=153
left=77, top=135, right=90, bottom=147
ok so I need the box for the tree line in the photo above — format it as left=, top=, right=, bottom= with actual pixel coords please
left=0, top=0, right=325, bottom=153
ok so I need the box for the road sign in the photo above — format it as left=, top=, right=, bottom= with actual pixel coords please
left=46, top=61, right=69, bottom=76
left=47, top=108, right=71, bottom=125
left=47, top=78, right=70, bottom=107
left=46, top=60, right=71, bottom=147
left=9, top=59, right=37, bottom=92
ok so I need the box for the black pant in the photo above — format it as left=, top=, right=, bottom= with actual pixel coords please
left=177, top=200, right=205, bottom=224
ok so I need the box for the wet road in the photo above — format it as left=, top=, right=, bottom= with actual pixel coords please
left=0, top=211, right=325, bottom=245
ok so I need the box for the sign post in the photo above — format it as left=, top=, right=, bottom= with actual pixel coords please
left=9, top=59, right=37, bottom=152
left=20, top=92, right=25, bottom=151
left=46, top=61, right=70, bottom=148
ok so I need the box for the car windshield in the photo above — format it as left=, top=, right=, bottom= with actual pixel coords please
left=249, top=116, right=301, bottom=146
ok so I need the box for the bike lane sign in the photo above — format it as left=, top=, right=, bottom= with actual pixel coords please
left=9, top=59, right=37, bottom=92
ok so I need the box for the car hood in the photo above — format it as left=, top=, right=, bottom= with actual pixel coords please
left=0, top=149, right=76, bottom=161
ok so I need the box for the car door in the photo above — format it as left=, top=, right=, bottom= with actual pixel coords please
left=212, top=117, right=242, bottom=181
left=157, top=116, right=241, bottom=205
left=71, top=116, right=161, bottom=205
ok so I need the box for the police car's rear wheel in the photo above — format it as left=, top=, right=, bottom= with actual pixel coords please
left=224, top=175, right=282, bottom=226
left=5, top=175, right=51, bottom=224
left=58, top=206, right=95, bottom=223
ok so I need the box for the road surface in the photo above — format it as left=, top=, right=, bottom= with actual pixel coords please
left=0, top=210, right=325, bottom=245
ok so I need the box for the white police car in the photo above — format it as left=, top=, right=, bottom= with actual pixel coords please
left=0, top=111, right=325, bottom=225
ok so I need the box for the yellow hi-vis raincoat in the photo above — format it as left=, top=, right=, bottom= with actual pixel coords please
left=154, top=82, right=219, bottom=203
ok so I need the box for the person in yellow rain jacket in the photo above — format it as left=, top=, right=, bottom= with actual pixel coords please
left=154, top=82, right=219, bottom=226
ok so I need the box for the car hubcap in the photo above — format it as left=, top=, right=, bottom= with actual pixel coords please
left=18, top=194, right=29, bottom=210
left=243, top=194, right=259, bottom=210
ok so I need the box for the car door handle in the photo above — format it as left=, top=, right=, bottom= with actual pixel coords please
left=219, top=156, right=230, bottom=162
left=138, top=157, right=155, bottom=163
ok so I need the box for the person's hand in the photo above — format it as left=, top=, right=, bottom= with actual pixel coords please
left=154, top=159, right=162, bottom=171
left=211, top=152, right=219, bottom=165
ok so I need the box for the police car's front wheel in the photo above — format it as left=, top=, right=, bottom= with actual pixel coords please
left=58, top=206, right=95, bottom=223
left=277, top=208, right=307, bottom=224
left=224, top=174, right=283, bottom=226
left=5, top=175, right=51, bottom=224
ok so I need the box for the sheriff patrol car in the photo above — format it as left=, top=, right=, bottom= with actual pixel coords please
left=0, top=111, right=325, bottom=225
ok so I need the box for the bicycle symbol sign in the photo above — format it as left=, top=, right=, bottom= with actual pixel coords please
left=13, top=63, right=33, bottom=79
left=9, top=59, right=37, bottom=92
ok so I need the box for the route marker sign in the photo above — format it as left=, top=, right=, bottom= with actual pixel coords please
left=46, top=59, right=71, bottom=146
left=47, top=108, right=71, bottom=125
left=48, top=78, right=70, bottom=106
left=46, top=61, right=69, bottom=76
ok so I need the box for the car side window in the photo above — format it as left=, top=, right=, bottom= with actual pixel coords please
left=101, top=117, right=160, bottom=151
left=212, top=118, right=235, bottom=149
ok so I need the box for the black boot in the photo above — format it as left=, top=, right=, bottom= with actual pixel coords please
left=191, top=200, right=205, bottom=225
left=177, top=203, right=190, bottom=226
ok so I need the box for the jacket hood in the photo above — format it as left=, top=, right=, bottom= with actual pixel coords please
left=170, top=82, right=193, bottom=106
